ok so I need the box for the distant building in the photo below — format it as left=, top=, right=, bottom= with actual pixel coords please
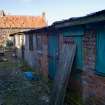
left=0, top=10, right=47, bottom=46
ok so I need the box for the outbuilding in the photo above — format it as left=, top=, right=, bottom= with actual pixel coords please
left=10, top=10, right=105, bottom=104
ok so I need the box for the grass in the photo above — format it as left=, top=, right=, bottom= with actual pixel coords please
left=0, top=61, right=18, bottom=70
left=17, top=60, right=38, bottom=72
left=0, top=59, right=50, bottom=105
left=64, top=69, right=84, bottom=105
left=0, top=49, right=51, bottom=105
left=17, top=59, right=53, bottom=93
left=65, top=88, right=84, bottom=105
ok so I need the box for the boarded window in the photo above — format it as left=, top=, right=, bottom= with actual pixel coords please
left=29, top=34, right=33, bottom=51
left=36, top=35, right=42, bottom=51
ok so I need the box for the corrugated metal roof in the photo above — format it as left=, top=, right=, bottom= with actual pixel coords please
left=53, top=9, right=105, bottom=28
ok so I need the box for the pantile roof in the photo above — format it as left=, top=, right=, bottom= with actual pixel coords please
left=0, top=15, right=47, bottom=28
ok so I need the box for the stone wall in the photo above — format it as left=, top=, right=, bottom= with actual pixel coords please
left=0, top=28, right=32, bottom=46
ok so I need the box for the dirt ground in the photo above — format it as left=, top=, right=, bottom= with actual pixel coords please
left=0, top=49, right=50, bottom=105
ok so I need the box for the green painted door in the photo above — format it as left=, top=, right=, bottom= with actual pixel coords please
left=74, top=37, right=83, bottom=70
left=48, top=35, right=59, bottom=79
left=96, top=30, right=105, bottom=75
left=63, top=36, right=83, bottom=70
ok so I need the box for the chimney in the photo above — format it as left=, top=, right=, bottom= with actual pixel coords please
left=42, top=12, right=48, bottom=25
left=0, top=10, right=5, bottom=17
left=42, top=12, right=46, bottom=18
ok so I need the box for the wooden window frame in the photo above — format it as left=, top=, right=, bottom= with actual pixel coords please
left=36, top=35, right=42, bottom=51
left=29, top=34, right=33, bottom=51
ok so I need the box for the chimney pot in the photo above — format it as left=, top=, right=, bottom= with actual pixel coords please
left=42, top=12, right=46, bottom=17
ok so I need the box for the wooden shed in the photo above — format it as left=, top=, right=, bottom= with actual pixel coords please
left=10, top=9, right=105, bottom=104
left=52, top=10, right=105, bottom=75
left=10, top=10, right=105, bottom=78
left=51, top=10, right=105, bottom=102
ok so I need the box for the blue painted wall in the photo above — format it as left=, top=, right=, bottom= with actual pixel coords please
left=63, top=27, right=84, bottom=36
left=48, top=34, right=59, bottom=79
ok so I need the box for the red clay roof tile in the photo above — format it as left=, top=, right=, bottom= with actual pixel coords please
left=0, top=15, right=47, bottom=28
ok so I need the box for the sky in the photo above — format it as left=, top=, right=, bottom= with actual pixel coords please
left=0, top=0, right=105, bottom=25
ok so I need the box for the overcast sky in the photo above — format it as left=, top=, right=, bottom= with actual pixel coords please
left=0, top=0, right=105, bottom=25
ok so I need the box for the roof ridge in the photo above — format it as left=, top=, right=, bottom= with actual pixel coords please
left=1, top=15, right=42, bottom=17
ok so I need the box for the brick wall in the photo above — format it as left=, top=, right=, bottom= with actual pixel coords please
left=83, top=30, right=96, bottom=70
left=64, top=29, right=105, bottom=105
left=59, top=34, right=75, bottom=55
left=81, top=29, right=105, bottom=104
left=81, top=70, right=105, bottom=105
left=82, top=29, right=97, bottom=103
left=0, top=28, right=30, bottom=46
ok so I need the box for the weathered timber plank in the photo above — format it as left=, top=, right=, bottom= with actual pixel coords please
left=49, top=44, right=76, bottom=105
